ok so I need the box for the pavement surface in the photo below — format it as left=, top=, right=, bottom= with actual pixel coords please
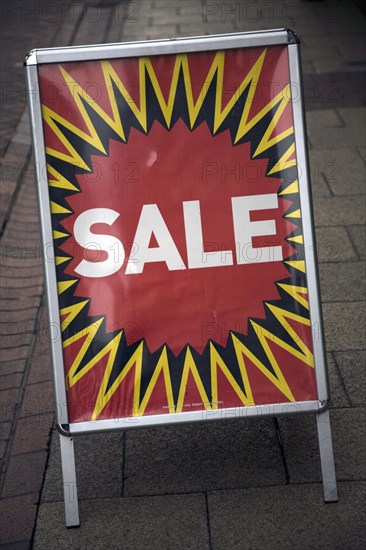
left=0, top=0, right=365, bottom=548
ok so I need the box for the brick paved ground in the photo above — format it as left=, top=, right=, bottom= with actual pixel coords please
left=0, top=1, right=365, bottom=548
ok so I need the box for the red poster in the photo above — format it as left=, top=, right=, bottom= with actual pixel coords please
left=38, top=45, right=317, bottom=423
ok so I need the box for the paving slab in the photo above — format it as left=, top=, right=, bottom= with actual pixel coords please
left=314, top=226, right=358, bottom=263
left=41, top=430, right=123, bottom=503
left=0, top=298, right=40, bottom=312
left=313, top=197, right=365, bottom=226
left=357, top=146, right=366, bottom=162
left=302, top=44, right=342, bottom=65
left=308, top=123, right=365, bottom=150
left=208, top=482, right=366, bottom=550
left=307, top=171, right=332, bottom=197
left=326, top=353, right=350, bottom=408
left=123, top=418, right=285, bottom=496
left=27, top=353, right=52, bottom=385
left=308, top=147, right=365, bottom=196
left=331, top=407, right=366, bottom=482
left=0, top=358, right=27, bottom=377
left=278, top=413, right=321, bottom=483
left=337, top=106, right=366, bottom=128
left=19, top=380, right=54, bottom=419
left=0, top=373, right=23, bottom=391
left=348, top=225, right=366, bottom=260
left=303, top=71, right=365, bottom=110
left=0, top=541, right=30, bottom=550
left=324, top=14, right=366, bottom=36
left=334, top=350, right=366, bottom=407
left=0, top=493, right=39, bottom=545
left=72, top=5, right=111, bottom=47
left=2, top=450, right=48, bottom=497
left=0, top=388, right=21, bottom=423
left=278, top=408, right=366, bottom=484
left=305, top=108, right=343, bottom=130
left=0, top=285, right=43, bottom=300
left=322, top=301, right=365, bottom=352
left=11, top=413, right=53, bottom=456
left=33, top=494, right=210, bottom=550
left=319, top=261, right=366, bottom=302
left=0, top=422, right=11, bottom=441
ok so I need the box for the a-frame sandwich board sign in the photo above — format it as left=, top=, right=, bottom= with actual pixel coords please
left=25, top=29, right=338, bottom=527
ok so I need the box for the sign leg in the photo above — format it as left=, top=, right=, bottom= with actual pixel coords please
left=59, top=434, right=80, bottom=527
left=316, top=409, right=338, bottom=503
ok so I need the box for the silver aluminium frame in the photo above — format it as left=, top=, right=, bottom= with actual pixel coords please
left=25, top=29, right=337, bottom=527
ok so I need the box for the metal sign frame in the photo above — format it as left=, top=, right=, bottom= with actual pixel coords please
left=25, top=29, right=337, bottom=527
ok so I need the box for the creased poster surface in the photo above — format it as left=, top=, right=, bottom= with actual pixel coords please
left=38, top=45, right=317, bottom=423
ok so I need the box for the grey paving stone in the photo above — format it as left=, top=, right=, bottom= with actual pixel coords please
left=0, top=541, right=30, bottom=549
left=278, top=413, right=321, bottom=483
left=299, top=59, right=316, bottom=75
left=151, top=17, right=182, bottom=26
left=323, top=14, right=366, bottom=36
left=309, top=174, right=332, bottom=198
left=6, top=140, right=30, bottom=158
left=0, top=439, right=7, bottom=459
left=12, top=134, right=31, bottom=146
left=279, top=408, right=366, bottom=484
left=326, top=353, right=350, bottom=409
left=0, top=358, right=27, bottom=377
left=0, top=308, right=39, bottom=326
left=308, top=148, right=365, bottom=196
left=149, top=27, right=182, bottom=39
left=27, top=352, right=52, bottom=385
left=322, top=301, right=365, bottom=352
left=122, top=28, right=150, bottom=40
left=319, top=261, right=366, bottom=302
left=0, top=182, right=17, bottom=199
left=304, top=70, right=364, bottom=111
left=2, top=450, right=48, bottom=497
left=123, top=418, right=285, bottom=496
left=105, top=14, right=124, bottom=43
left=0, top=421, right=11, bottom=441
left=348, top=225, right=366, bottom=260
left=33, top=494, right=209, bottom=550
left=181, top=3, right=209, bottom=16
left=180, top=23, right=232, bottom=35
left=314, top=226, right=358, bottom=263
left=308, top=125, right=365, bottom=150
left=0, top=493, right=39, bottom=546
left=306, top=109, right=343, bottom=130
left=313, top=197, right=365, bottom=226
left=302, top=45, right=342, bottom=64
left=286, top=21, right=327, bottom=39
left=301, top=33, right=361, bottom=48
left=334, top=350, right=366, bottom=407
left=41, top=430, right=123, bottom=503
left=1, top=333, right=33, bottom=350
left=0, top=285, right=43, bottom=299
left=338, top=36, right=366, bottom=64
left=19, top=381, right=53, bottom=419
left=1, top=344, right=28, bottom=363
left=311, top=57, right=346, bottom=73
left=358, top=147, right=366, bottom=162
left=337, top=106, right=366, bottom=128
left=11, top=412, right=53, bottom=456
left=0, top=373, right=23, bottom=391
left=72, top=6, right=111, bottom=47
left=208, top=482, right=366, bottom=550
left=332, top=408, right=366, bottom=481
